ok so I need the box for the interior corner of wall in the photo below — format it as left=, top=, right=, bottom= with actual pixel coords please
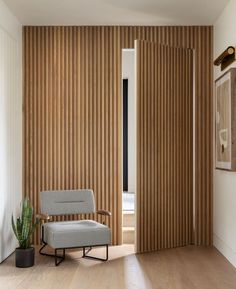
left=214, top=233, right=236, bottom=268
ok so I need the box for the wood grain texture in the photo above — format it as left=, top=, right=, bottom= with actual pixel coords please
left=23, top=26, right=213, bottom=247
left=2, top=246, right=236, bottom=289
left=136, top=40, right=193, bottom=252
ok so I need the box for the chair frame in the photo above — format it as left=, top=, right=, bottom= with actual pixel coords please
left=39, top=225, right=109, bottom=266
left=37, top=210, right=111, bottom=266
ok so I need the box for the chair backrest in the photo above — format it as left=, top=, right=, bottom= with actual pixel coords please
left=40, top=189, right=95, bottom=216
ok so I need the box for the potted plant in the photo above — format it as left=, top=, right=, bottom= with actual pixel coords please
left=11, top=198, right=41, bottom=268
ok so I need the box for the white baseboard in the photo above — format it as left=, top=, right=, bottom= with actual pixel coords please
left=213, top=233, right=236, bottom=267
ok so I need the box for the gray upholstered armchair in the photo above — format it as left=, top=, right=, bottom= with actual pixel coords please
left=37, top=189, right=111, bottom=266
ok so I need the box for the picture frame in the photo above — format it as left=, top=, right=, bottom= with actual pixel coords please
left=215, top=68, right=236, bottom=171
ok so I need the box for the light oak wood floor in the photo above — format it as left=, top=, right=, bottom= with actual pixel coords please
left=1, top=245, right=236, bottom=289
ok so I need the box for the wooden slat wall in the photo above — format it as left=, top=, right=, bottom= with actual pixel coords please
left=23, top=26, right=122, bottom=245
left=136, top=41, right=193, bottom=252
left=23, top=26, right=213, bottom=246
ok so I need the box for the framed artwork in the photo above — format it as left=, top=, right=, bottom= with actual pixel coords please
left=215, top=68, right=236, bottom=171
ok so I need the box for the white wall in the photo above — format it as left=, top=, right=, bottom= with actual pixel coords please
left=0, top=0, right=22, bottom=263
left=214, top=0, right=236, bottom=267
left=122, top=49, right=136, bottom=193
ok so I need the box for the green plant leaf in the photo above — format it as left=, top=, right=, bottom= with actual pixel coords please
left=11, top=215, right=19, bottom=240
left=11, top=197, right=40, bottom=249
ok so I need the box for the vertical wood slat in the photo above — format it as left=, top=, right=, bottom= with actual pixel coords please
left=136, top=40, right=194, bottom=252
left=23, top=26, right=213, bottom=247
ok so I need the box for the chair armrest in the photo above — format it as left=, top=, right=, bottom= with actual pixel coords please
left=97, top=210, right=112, bottom=217
left=36, top=213, right=51, bottom=221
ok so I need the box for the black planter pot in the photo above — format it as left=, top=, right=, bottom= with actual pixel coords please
left=15, top=247, right=35, bottom=268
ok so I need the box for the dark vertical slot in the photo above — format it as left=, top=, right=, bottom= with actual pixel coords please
left=123, top=79, right=128, bottom=191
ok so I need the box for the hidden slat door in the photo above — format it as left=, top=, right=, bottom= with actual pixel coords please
left=136, top=40, right=193, bottom=252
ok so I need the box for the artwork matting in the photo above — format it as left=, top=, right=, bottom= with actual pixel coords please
left=215, top=68, right=236, bottom=171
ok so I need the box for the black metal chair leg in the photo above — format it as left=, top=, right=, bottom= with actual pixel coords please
left=83, top=245, right=109, bottom=261
left=55, top=248, right=65, bottom=266
left=39, top=242, right=65, bottom=266
left=39, top=242, right=47, bottom=255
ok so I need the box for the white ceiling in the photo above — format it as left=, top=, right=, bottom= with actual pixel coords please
left=3, top=0, right=229, bottom=26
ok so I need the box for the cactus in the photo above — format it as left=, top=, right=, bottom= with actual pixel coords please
left=11, top=198, right=41, bottom=249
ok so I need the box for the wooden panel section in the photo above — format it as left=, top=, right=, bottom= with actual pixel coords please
left=136, top=40, right=193, bottom=252
left=23, top=26, right=122, bottom=245
left=23, top=26, right=213, bottom=246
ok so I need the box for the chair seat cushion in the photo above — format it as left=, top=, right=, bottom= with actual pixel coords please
left=43, top=220, right=111, bottom=249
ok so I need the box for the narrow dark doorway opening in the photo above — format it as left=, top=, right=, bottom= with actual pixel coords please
left=123, top=79, right=128, bottom=191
